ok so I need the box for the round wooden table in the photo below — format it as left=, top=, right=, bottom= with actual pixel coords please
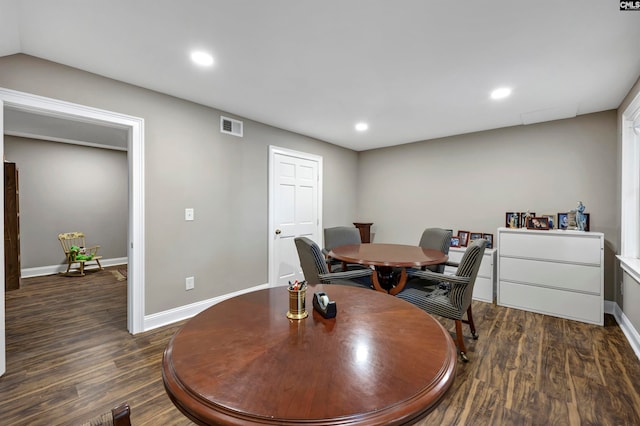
left=163, top=285, right=457, bottom=426
left=329, top=243, right=448, bottom=295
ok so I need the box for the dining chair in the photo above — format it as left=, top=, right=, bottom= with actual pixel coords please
left=418, top=228, right=453, bottom=273
left=295, top=237, right=372, bottom=288
left=322, top=226, right=365, bottom=272
left=406, top=227, right=453, bottom=289
left=397, top=239, right=487, bottom=362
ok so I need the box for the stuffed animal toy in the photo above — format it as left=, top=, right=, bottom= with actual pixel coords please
left=70, top=245, right=94, bottom=261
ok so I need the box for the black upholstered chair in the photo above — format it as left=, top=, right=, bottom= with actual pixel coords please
left=397, top=239, right=487, bottom=362
left=322, top=226, right=364, bottom=272
left=295, top=237, right=372, bottom=288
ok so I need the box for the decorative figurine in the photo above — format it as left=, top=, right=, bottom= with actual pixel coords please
left=576, top=201, right=586, bottom=231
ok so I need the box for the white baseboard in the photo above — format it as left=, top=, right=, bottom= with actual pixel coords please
left=606, top=300, right=640, bottom=361
left=143, top=283, right=272, bottom=332
left=21, top=257, right=128, bottom=278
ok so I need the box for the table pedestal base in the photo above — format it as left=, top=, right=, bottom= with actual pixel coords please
left=372, top=266, right=408, bottom=295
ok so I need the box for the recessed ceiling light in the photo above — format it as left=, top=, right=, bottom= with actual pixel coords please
left=491, top=87, right=511, bottom=100
left=191, top=51, right=214, bottom=66
left=355, top=122, right=369, bottom=132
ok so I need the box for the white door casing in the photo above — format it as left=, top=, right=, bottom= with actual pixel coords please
left=269, top=146, right=322, bottom=286
left=0, top=88, right=145, bottom=377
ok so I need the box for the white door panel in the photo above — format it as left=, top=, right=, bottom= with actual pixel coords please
left=269, top=147, right=322, bottom=286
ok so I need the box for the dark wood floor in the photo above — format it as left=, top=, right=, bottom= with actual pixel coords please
left=1, top=268, right=640, bottom=425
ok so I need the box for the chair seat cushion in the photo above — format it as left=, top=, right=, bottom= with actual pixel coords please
left=397, top=287, right=463, bottom=320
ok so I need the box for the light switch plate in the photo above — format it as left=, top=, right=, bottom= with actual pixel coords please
left=185, top=208, right=194, bottom=221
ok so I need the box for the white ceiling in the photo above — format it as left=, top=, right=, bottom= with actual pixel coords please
left=1, top=0, right=639, bottom=151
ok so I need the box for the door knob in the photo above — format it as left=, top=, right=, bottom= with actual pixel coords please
left=275, top=229, right=282, bottom=235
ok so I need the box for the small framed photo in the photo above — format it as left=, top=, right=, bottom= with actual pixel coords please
left=519, top=212, right=536, bottom=228
left=458, top=230, right=470, bottom=247
left=505, top=212, right=519, bottom=228
left=527, top=217, right=550, bottom=230
left=450, top=236, right=461, bottom=248
left=482, top=233, right=494, bottom=249
left=540, top=214, right=555, bottom=229
left=558, top=212, right=568, bottom=230
left=470, top=232, right=482, bottom=242
left=557, top=212, right=590, bottom=231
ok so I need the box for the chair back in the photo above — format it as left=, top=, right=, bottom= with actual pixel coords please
left=418, top=228, right=452, bottom=273
left=295, top=237, right=330, bottom=283
left=58, top=232, right=87, bottom=257
left=450, top=239, right=487, bottom=312
left=323, top=226, right=361, bottom=251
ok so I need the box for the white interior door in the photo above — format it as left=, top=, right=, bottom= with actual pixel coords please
left=269, top=146, right=322, bottom=286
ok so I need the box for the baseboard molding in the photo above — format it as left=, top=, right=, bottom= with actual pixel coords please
left=143, top=283, right=272, bottom=332
left=21, top=257, right=128, bottom=278
left=606, top=300, right=640, bottom=361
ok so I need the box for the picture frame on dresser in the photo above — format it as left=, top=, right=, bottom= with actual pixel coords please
left=482, top=233, right=493, bottom=249
left=519, top=212, right=536, bottom=228
left=457, top=231, right=470, bottom=247
left=505, top=212, right=519, bottom=228
left=450, top=236, right=461, bottom=247
left=583, top=213, right=590, bottom=231
left=540, top=214, right=555, bottom=229
left=527, top=217, right=549, bottom=230
left=470, top=232, right=483, bottom=243
left=557, top=212, right=590, bottom=231
left=557, top=212, right=568, bottom=230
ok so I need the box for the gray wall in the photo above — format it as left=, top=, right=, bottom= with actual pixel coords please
left=356, top=111, right=618, bottom=299
left=3, top=136, right=128, bottom=268
left=0, top=54, right=359, bottom=314
left=0, top=53, right=633, bottom=321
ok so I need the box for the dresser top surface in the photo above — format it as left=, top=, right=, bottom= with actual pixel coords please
left=497, top=227, right=604, bottom=237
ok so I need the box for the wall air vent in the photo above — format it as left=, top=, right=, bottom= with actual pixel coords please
left=220, top=116, right=243, bottom=137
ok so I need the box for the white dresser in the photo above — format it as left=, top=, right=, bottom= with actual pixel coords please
left=445, top=247, right=496, bottom=303
left=497, top=227, right=604, bottom=325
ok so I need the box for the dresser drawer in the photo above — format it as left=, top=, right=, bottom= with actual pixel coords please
left=500, top=232, right=602, bottom=264
left=500, top=257, right=601, bottom=295
left=472, top=276, right=493, bottom=303
left=499, top=280, right=603, bottom=325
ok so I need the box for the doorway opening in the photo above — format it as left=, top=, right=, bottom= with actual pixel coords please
left=0, top=88, right=145, bottom=375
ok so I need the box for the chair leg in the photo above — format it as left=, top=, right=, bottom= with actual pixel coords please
left=112, top=402, right=131, bottom=426
left=454, top=319, right=468, bottom=362
left=80, top=262, right=85, bottom=277
left=466, top=306, right=478, bottom=339
left=95, top=258, right=103, bottom=270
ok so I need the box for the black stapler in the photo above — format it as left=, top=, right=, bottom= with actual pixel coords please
left=312, top=292, right=337, bottom=319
